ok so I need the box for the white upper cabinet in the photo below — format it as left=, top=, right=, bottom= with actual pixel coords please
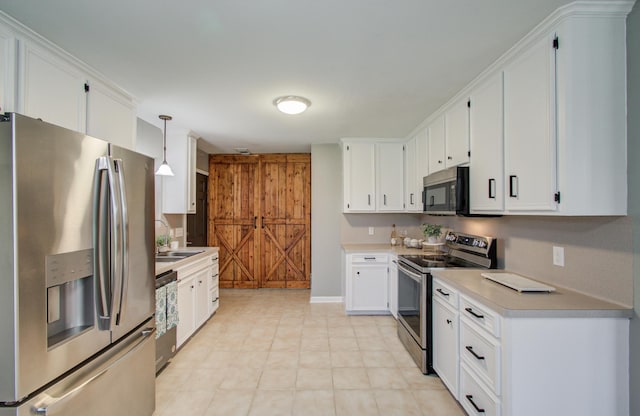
left=427, top=115, right=446, bottom=174
left=1, top=15, right=137, bottom=149
left=419, top=2, right=631, bottom=216
left=405, top=129, right=428, bottom=212
left=469, top=73, right=504, bottom=213
left=163, top=133, right=198, bottom=214
left=445, top=98, right=470, bottom=168
left=0, top=26, right=16, bottom=113
left=503, top=34, right=557, bottom=212
left=342, top=139, right=405, bottom=213
left=19, top=41, right=87, bottom=133
left=342, top=141, right=376, bottom=212
left=376, top=142, right=405, bottom=211
left=552, top=13, right=628, bottom=215
left=85, top=78, right=136, bottom=149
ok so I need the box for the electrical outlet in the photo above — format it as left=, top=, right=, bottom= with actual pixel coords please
left=553, top=246, right=565, bottom=267
left=175, top=227, right=184, bottom=237
left=368, top=227, right=375, bottom=235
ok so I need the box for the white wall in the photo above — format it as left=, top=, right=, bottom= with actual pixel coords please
left=310, top=144, right=343, bottom=298
left=626, top=2, right=640, bottom=413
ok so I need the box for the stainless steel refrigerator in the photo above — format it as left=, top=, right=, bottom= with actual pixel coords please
left=0, top=113, right=156, bottom=415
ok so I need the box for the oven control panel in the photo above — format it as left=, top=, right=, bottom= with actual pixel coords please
left=446, top=231, right=491, bottom=251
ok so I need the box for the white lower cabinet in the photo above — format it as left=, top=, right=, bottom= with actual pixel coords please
left=433, top=297, right=459, bottom=398
left=345, top=253, right=388, bottom=314
left=176, top=274, right=196, bottom=348
left=433, top=285, right=629, bottom=416
left=175, top=255, right=214, bottom=348
left=209, top=253, right=220, bottom=315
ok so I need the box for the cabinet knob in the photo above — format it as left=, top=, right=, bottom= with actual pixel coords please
left=446, top=319, right=452, bottom=324
left=438, top=160, right=442, bottom=164
left=191, top=285, right=194, bottom=289
left=447, top=156, right=452, bottom=160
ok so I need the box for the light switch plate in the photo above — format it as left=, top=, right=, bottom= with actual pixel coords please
left=175, top=227, right=184, bottom=237
left=553, top=246, right=565, bottom=267
left=368, top=227, right=374, bottom=235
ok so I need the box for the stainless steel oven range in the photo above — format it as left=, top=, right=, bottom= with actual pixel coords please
left=397, top=231, right=497, bottom=374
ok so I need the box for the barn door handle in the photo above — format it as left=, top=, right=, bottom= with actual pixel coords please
left=261, top=216, right=265, bottom=229
left=253, top=216, right=257, bottom=229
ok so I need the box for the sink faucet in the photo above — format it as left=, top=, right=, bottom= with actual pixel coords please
left=155, top=219, right=171, bottom=253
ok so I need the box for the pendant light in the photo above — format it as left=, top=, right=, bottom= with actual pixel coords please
left=155, top=114, right=174, bottom=176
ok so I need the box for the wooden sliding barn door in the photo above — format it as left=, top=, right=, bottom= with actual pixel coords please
left=209, top=154, right=310, bottom=289
left=209, top=155, right=260, bottom=288
left=260, top=154, right=311, bottom=288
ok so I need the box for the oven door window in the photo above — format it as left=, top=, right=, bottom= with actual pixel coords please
left=398, top=267, right=422, bottom=343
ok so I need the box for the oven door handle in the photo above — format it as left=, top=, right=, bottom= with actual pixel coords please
left=398, top=263, right=425, bottom=283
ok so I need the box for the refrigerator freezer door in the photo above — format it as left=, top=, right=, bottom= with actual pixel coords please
left=0, top=324, right=156, bottom=416
left=108, top=145, right=155, bottom=342
left=0, top=114, right=112, bottom=403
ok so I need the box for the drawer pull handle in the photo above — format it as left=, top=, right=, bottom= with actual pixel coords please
left=465, top=395, right=485, bottom=413
left=364, top=257, right=376, bottom=261
left=465, top=345, right=485, bottom=360
left=465, top=307, right=484, bottom=319
left=436, top=288, right=450, bottom=297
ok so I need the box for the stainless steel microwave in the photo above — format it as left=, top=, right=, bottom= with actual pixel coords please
left=422, top=166, right=470, bottom=215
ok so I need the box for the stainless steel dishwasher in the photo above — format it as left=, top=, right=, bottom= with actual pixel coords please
left=155, top=269, right=178, bottom=373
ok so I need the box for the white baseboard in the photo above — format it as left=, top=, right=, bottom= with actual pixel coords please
left=309, top=296, right=344, bottom=304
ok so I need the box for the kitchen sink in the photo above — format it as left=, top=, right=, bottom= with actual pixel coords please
left=155, top=256, right=185, bottom=262
left=155, top=250, right=204, bottom=262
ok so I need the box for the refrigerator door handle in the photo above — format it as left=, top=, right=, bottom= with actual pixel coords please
left=113, top=158, right=129, bottom=325
left=93, top=156, right=123, bottom=331
left=31, top=327, right=155, bottom=415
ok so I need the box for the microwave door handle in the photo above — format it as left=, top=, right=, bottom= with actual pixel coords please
left=429, top=195, right=435, bottom=207
left=113, top=159, right=129, bottom=325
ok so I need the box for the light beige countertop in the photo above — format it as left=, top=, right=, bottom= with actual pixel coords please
left=155, top=246, right=219, bottom=276
left=431, top=269, right=632, bottom=319
left=341, top=243, right=439, bottom=255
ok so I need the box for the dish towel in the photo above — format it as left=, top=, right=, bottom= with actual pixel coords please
left=155, top=286, right=167, bottom=339
left=166, top=280, right=179, bottom=330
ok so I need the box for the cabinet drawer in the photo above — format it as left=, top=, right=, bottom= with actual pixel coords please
left=433, top=278, right=458, bottom=309
left=350, top=254, right=388, bottom=264
left=460, top=295, right=500, bottom=338
left=176, top=256, right=211, bottom=278
left=460, top=363, right=501, bottom=416
left=461, top=319, right=501, bottom=395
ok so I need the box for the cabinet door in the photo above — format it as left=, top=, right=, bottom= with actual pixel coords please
left=194, top=267, right=210, bottom=328
left=163, top=134, right=198, bottom=214
left=0, top=27, right=16, bottom=113
left=433, top=299, right=459, bottom=399
left=349, top=265, right=388, bottom=311
left=343, top=142, right=375, bottom=211
left=504, top=34, right=557, bottom=212
left=404, top=137, right=424, bottom=212
left=427, top=115, right=446, bottom=174
left=86, top=78, right=136, bottom=149
left=176, top=275, right=196, bottom=348
left=376, top=142, right=404, bottom=211
left=470, top=73, right=504, bottom=213
left=445, top=99, right=470, bottom=168
left=414, top=128, right=429, bottom=210
left=19, top=41, right=86, bottom=133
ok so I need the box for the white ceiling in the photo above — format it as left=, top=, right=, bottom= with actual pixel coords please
left=1, top=0, right=581, bottom=153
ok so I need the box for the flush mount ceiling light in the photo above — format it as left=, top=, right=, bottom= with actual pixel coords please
left=155, top=114, right=174, bottom=176
left=273, top=95, right=311, bottom=115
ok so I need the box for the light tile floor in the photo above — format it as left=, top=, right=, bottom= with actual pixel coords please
left=155, top=289, right=464, bottom=416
